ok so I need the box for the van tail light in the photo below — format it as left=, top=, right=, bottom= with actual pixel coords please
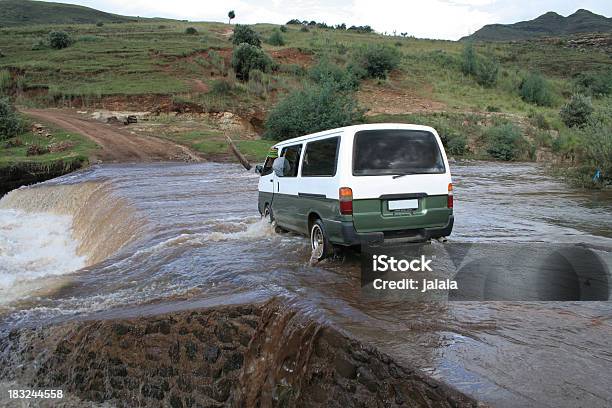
left=447, top=183, right=453, bottom=208
left=339, top=187, right=353, bottom=215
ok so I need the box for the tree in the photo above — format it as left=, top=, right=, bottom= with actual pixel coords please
left=231, top=43, right=273, bottom=80
left=560, top=94, right=593, bottom=128
left=0, top=98, right=23, bottom=141
left=48, top=31, right=72, bottom=49
left=232, top=24, right=261, bottom=47
left=461, top=41, right=477, bottom=76
left=519, top=72, right=553, bottom=106
left=355, top=44, right=401, bottom=79
left=264, top=83, right=363, bottom=140
left=228, top=10, right=235, bottom=24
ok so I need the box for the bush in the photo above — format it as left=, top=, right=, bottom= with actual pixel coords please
left=578, top=113, right=611, bottom=183
left=231, top=43, right=273, bottom=81
left=355, top=44, right=401, bottom=79
left=232, top=25, right=261, bottom=47
left=573, top=71, right=612, bottom=97
left=96, top=22, right=104, bottom=27
left=264, top=83, right=364, bottom=140
left=279, top=25, right=288, bottom=33
left=0, top=98, right=23, bottom=141
left=528, top=111, right=550, bottom=130
left=48, top=31, right=72, bottom=49
left=446, top=134, right=468, bottom=156
left=211, top=79, right=234, bottom=94
left=309, top=59, right=359, bottom=91
left=268, top=30, right=285, bottom=46
left=560, top=94, right=593, bottom=128
left=475, top=57, right=499, bottom=87
left=486, top=105, right=501, bottom=112
left=519, top=72, right=553, bottom=106
left=461, top=42, right=477, bottom=76
left=185, top=27, right=198, bottom=35
left=485, top=123, right=527, bottom=161
left=278, top=64, right=306, bottom=76
left=0, top=70, right=10, bottom=92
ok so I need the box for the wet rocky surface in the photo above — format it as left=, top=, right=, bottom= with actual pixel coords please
left=0, top=300, right=477, bottom=407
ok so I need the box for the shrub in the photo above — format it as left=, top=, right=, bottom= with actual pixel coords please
left=461, top=42, right=477, bottom=76
left=264, top=83, right=364, bottom=140
left=96, top=22, right=104, bottom=27
left=573, top=71, right=612, bottom=97
left=578, top=113, right=611, bottom=183
left=519, top=72, right=553, bottom=106
left=355, top=44, right=401, bottom=79
left=232, top=25, right=261, bottom=47
left=0, top=70, right=10, bottom=92
left=278, top=64, right=306, bottom=76
left=475, top=57, right=499, bottom=87
left=185, top=27, right=198, bottom=35
left=528, top=111, right=550, bottom=130
left=0, top=98, right=23, bottom=140
left=48, top=31, right=72, bottom=49
left=446, top=133, right=468, bottom=156
left=309, top=59, right=359, bottom=91
left=560, top=94, right=593, bottom=128
left=485, top=123, right=526, bottom=161
left=279, top=25, right=288, bottom=33
left=486, top=105, right=501, bottom=112
left=268, top=30, right=285, bottom=46
left=231, top=43, right=273, bottom=81
left=211, top=79, right=234, bottom=94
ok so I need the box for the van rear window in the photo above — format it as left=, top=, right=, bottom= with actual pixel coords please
left=353, top=129, right=445, bottom=176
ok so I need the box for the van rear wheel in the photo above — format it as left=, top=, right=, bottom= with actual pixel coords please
left=310, top=219, right=332, bottom=261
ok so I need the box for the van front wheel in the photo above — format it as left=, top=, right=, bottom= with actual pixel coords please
left=310, top=219, right=332, bottom=261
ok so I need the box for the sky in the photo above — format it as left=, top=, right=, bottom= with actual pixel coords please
left=40, top=0, right=612, bottom=40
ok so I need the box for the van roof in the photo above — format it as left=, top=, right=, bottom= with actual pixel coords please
left=272, top=123, right=438, bottom=148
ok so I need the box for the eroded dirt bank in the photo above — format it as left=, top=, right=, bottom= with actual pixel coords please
left=0, top=159, right=86, bottom=197
left=0, top=300, right=477, bottom=408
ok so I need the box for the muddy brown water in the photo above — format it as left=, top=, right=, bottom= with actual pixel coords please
left=0, top=161, right=611, bottom=407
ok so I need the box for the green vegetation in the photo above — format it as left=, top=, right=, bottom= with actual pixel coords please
left=185, top=27, right=198, bottom=35
left=485, top=123, right=530, bottom=161
left=0, top=98, right=23, bottom=140
left=354, top=44, right=401, bottom=79
left=228, top=10, right=235, bottom=25
left=0, top=2, right=609, bottom=186
left=560, top=94, right=593, bottom=127
left=267, top=30, right=285, bottom=46
left=48, top=30, right=72, bottom=49
left=264, top=83, right=363, bottom=140
left=231, top=43, right=273, bottom=81
left=0, top=0, right=134, bottom=27
left=519, top=72, right=553, bottom=106
left=232, top=25, right=261, bottom=47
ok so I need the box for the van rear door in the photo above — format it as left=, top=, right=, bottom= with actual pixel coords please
left=348, top=129, right=452, bottom=233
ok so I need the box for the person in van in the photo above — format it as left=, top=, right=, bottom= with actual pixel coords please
left=255, top=124, right=453, bottom=260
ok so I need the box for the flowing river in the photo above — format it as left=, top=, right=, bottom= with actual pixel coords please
left=0, top=161, right=611, bottom=407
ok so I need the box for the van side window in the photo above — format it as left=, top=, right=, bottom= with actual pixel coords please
left=280, top=144, right=302, bottom=177
left=302, top=137, right=339, bottom=177
left=261, top=156, right=274, bottom=176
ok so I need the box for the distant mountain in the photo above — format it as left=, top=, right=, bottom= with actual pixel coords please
left=462, top=9, right=612, bottom=41
left=0, top=0, right=134, bottom=27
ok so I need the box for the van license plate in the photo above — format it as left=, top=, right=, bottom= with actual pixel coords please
left=388, top=199, right=418, bottom=210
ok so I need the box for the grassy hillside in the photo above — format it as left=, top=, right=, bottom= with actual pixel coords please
left=0, top=12, right=610, bottom=186
left=464, top=9, right=612, bottom=41
left=0, top=0, right=135, bottom=27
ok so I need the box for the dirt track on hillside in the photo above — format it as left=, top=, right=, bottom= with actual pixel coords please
left=20, top=109, right=202, bottom=163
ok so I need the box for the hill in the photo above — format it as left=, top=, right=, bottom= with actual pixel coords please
left=0, top=0, right=134, bottom=27
left=463, top=9, right=612, bottom=41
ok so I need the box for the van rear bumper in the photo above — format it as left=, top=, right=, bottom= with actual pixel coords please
left=338, top=215, right=454, bottom=245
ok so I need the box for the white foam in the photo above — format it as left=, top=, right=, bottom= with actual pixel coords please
left=0, top=209, right=86, bottom=304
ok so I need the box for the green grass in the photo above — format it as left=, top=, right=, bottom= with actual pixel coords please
left=0, top=122, right=99, bottom=166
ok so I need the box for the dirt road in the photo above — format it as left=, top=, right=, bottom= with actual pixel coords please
left=20, top=109, right=202, bottom=163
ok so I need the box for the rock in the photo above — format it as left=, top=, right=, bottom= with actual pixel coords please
left=223, top=352, right=243, bottom=372
left=334, top=355, right=357, bottom=379
left=356, top=366, right=377, bottom=392
left=212, top=378, right=231, bottom=402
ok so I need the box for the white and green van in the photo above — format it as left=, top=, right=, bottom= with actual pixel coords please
left=256, top=123, right=454, bottom=260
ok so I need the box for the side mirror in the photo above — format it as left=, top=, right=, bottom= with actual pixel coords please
left=272, top=157, right=289, bottom=177
left=255, top=164, right=263, bottom=175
